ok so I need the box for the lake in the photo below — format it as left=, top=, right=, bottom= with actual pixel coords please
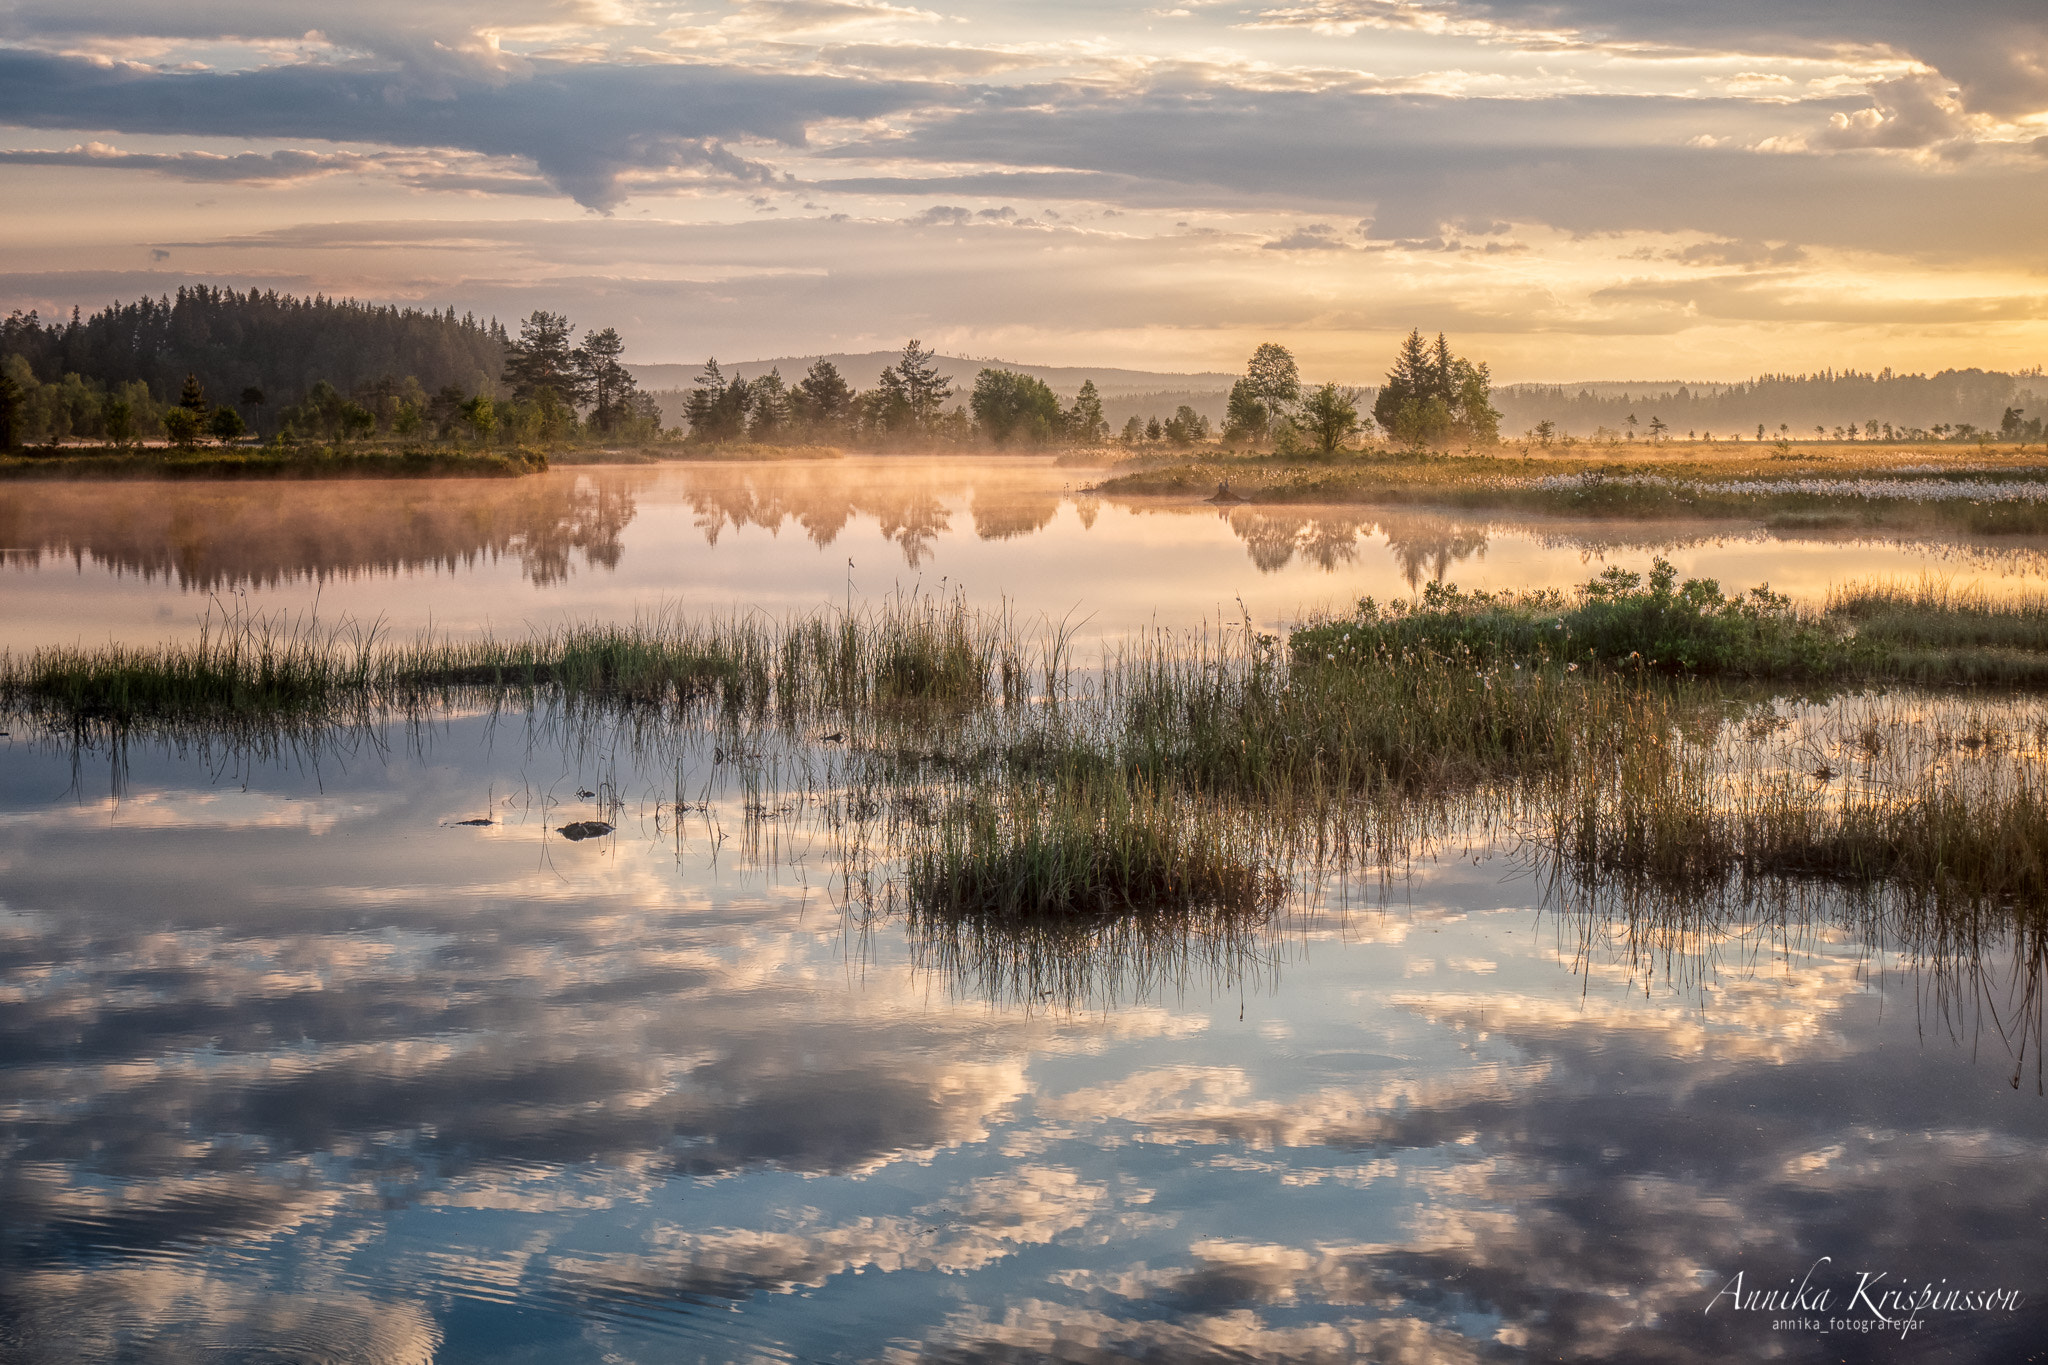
left=3, top=458, right=2044, bottom=1363
left=6, top=457, right=2048, bottom=649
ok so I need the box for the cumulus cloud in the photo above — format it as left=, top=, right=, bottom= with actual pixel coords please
left=1816, top=73, right=1974, bottom=151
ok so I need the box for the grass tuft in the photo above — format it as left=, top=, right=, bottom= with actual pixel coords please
left=907, top=776, right=1287, bottom=919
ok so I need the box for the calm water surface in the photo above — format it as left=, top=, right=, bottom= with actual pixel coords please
left=3, top=459, right=2046, bottom=1363
left=6, top=457, right=2048, bottom=647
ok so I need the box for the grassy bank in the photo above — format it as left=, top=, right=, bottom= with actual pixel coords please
left=0, top=445, right=548, bottom=480
left=1098, top=442, right=2048, bottom=536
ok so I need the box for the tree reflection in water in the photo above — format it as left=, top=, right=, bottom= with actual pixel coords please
left=1222, top=506, right=1491, bottom=584
left=678, top=463, right=1061, bottom=567
left=0, top=473, right=642, bottom=589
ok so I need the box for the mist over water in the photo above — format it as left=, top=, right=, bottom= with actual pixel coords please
left=5, top=460, right=2048, bottom=1362
left=7, top=458, right=2048, bottom=650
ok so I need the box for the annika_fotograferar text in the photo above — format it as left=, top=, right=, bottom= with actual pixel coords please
left=1706, top=1258, right=2025, bottom=1339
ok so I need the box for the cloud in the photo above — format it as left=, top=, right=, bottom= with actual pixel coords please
left=1262, top=223, right=1351, bottom=250
left=1816, top=73, right=1974, bottom=151
left=815, top=82, right=2045, bottom=261
left=811, top=42, right=1044, bottom=77
left=0, top=48, right=944, bottom=208
left=1515, top=0, right=2046, bottom=118
left=1662, top=238, right=1807, bottom=269
left=1242, top=0, right=1582, bottom=47
left=0, top=140, right=381, bottom=183
left=909, top=204, right=1027, bottom=225
left=1591, top=273, right=2048, bottom=326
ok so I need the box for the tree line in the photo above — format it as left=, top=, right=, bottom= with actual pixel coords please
left=0, top=282, right=1507, bottom=456
left=1492, top=367, right=2046, bottom=444
left=669, top=331, right=1499, bottom=453
left=1205, top=332, right=1499, bottom=454
left=0, top=289, right=668, bottom=450
left=673, top=341, right=1110, bottom=448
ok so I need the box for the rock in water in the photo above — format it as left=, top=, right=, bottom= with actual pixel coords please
left=454, top=818, right=495, bottom=827
left=557, top=821, right=615, bottom=840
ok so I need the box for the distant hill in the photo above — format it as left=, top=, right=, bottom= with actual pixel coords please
left=630, top=353, right=1237, bottom=399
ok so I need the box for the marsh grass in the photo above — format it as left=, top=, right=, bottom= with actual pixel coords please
left=0, top=590, right=1038, bottom=731
left=3, top=607, right=383, bottom=729
left=1819, top=578, right=2048, bottom=686
left=1097, top=446, right=2048, bottom=535
left=19, top=571, right=2048, bottom=921
left=1296, top=562, right=2048, bottom=688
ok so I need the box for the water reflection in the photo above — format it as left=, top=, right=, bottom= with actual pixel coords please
left=3, top=710, right=2046, bottom=1361
left=1225, top=505, right=1496, bottom=583
left=14, top=464, right=2048, bottom=661
left=680, top=463, right=1062, bottom=566
left=0, top=475, right=640, bottom=589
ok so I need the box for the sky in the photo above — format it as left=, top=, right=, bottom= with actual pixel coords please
left=0, top=0, right=2045, bottom=381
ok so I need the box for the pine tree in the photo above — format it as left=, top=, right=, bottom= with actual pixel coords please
left=576, top=327, right=636, bottom=433
left=749, top=369, right=792, bottom=440
left=1066, top=379, right=1106, bottom=442
left=0, top=371, right=20, bottom=450
left=1373, top=330, right=1499, bottom=448
left=504, top=311, right=589, bottom=406
left=683, top=358, right=751, bottom=442
left=879, top=340, right=953, bottom=433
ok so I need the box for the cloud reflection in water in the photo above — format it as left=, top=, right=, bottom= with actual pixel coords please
left=1, top=703, right=2046, bottom=1362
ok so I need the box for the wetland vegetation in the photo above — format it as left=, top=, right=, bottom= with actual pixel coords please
left=14, top=564, right=2048, bottom=927
left=1099, top=441, right=2048, bottom=535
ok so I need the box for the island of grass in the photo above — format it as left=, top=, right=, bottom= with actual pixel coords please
left=1095, top=439, right=2048, bottom=536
